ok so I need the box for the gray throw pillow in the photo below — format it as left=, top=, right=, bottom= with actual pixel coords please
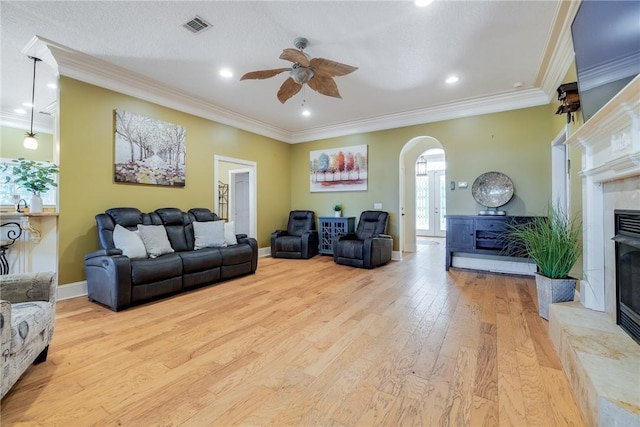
left=193, top=220, right=226, bottom=249
left=112, top=224, right=148, bottom=259
left=224, top=221, right=238, bottom=246
left=137, top=224, right=175, bottom=258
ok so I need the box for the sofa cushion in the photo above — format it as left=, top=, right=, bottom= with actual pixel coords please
left=193, top=221, right=226, bottom=249
left=10, top=301, right=53, bottom=355
left=276, top=235, right=301, bottom=252
left=335, top=239, right=364, bottom=260
left=179, top=248, right=222, bottom=273
left=113, top=224, right=148, bottom=259
left=219, top=244, right=253, bottom=265
left=130, top=254, right=182, bottom=286
left=137, top=225, right=175, bottom=258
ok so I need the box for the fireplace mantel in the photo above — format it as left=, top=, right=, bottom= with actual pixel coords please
left=567, top=75, right=640, bottom=312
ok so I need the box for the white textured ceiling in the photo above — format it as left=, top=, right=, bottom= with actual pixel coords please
left=0, top=1, right=572, bottom=143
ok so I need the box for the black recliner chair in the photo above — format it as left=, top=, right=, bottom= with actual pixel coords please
left=333, top=210, right=393, bottom=269
left=270, top=210, right=319, bottom=259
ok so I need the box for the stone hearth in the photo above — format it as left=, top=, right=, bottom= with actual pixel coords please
left=555, top=75, right=640, bottom=427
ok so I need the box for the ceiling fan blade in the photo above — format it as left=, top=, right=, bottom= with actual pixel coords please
left=240, top=68, right=291, bottom=80
left=279, top=48, right=310, bottom=67
left=310, top=58, right=358, bottom=77
left=307, top=71, right=341, bottom=98
left=277, top=77, right=302, bottom=103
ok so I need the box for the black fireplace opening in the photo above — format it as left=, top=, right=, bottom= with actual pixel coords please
left=613, top=210, right=640, bottom=344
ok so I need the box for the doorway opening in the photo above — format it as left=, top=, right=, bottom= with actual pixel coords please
left=213, top=155, right=257, bottom=239
left=398, top=136, right=446, bottom=254
left=415, top=148, right=446, bottom=237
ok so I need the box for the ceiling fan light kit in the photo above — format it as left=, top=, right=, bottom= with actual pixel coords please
left=241, top=37, right=358, bottom=104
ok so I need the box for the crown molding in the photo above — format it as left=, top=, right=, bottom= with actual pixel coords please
left=0, top=112, right=53, bottom=134
left=31, top=36, right=292, bottom=143
left=538, top=0, right=580, bottom=99
left=289, top=88, right=550, bottom=143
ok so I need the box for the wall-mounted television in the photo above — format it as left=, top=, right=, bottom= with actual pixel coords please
left=571, top=0, right=640, bottom=123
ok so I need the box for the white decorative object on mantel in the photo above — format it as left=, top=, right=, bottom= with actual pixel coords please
left=567, top=75, right=640, bottom=312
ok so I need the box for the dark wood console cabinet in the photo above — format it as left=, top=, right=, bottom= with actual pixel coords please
left=445, top=215, right=537, bottom=270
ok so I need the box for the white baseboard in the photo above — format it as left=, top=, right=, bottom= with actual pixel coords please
left=392, top=250, right=402, bottom=261
left=452, top=255, right=536, bottom=276
left=57, top=280, right=88, bottom=301
left=258, top=247, right=271, bottom=257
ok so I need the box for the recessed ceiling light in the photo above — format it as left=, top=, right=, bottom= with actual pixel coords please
left=414, top=0, right=434, bottom=7
left=14, top=108, right=26, bottom=114
left=22, top=102, right=33, bottom=107
left=301, top=109, right=311, bottom=117
left=47, top=83, right=57, bottom=89
left=445, top=75, right=459, bottom=84
left=219, top=68, right=233, bottom=78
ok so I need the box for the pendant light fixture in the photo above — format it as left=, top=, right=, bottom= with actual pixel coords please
left=23, top=56, right=42, bottom=150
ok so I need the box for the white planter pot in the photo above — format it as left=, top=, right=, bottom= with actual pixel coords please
left=30, top=194, right=43, bottom=213
left=534, top=272, right=576, bottom=320
left=334, top=211, right=341, bottom=217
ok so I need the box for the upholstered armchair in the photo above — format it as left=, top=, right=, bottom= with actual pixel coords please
left=1, top=272, right=57, bottom=398
left=333, top=211, right=393, bottom=269
left=270, top=210, right=319, bottom=259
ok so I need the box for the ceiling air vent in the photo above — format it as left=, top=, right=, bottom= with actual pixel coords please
left=183, top=15, right=212, bottom=34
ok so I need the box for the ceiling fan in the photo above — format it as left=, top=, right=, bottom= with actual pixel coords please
left=240, top=37, right=358, bottom=104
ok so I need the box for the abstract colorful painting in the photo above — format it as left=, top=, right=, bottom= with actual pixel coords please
left=114, top=109, right=186, bottom=186
left=309, top=144, right=367, bottom=192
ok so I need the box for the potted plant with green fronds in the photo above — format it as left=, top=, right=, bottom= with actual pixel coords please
left=334, top=204, right=342, bottom=217
left=1, top=158, right=59, bottom=213
left=507, top=204, right=582, bottom=319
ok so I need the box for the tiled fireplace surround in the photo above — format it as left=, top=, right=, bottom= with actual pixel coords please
left=549, top=76, right=640, bottom=427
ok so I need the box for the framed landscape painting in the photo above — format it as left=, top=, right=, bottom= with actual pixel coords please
left=114, top=109, right=186, bottom=186
left=309, top=144, right=367, bottom=192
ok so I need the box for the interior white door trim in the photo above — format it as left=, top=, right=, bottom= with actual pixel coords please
left=213, top=155, right=257, bottom=239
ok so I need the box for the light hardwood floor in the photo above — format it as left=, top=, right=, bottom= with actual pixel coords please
left=1, top=239, right=586, bottom=426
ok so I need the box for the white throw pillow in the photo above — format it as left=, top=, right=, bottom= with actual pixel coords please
left=112, top=224, right=148, bottom=259
left=137, top=224, right=175, bottom=258
left=193, top=220, right=226, bottom=249
left=224, top=221, right=238, bottom=246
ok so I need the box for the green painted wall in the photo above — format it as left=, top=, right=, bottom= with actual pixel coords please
left=57, top=69, right=585, bottom=284
left=291, top=105, right=556, bottom=250
left=1, top=126, right=54, bottom=161
left=58, top=76, right=291, bottom=285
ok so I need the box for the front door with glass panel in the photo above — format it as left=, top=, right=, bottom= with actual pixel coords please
left=416, top=151, right=446, bottom=237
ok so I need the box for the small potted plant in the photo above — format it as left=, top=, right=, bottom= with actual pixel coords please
left=1, top=158, right=59, bottom=213
left=507, top=203, right=582, bottom=319
left=333, top=204, right=342, bottom=217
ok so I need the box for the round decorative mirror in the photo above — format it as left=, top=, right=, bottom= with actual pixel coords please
left=471, top=171, right=514, bottom=209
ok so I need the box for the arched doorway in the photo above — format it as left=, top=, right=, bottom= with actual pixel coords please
left=398, top=136, right=446, bottom=254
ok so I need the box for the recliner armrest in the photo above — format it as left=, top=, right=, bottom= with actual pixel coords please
left=84, top=248, right=123, bottom=260
left=270, top=230, right=288, bottom=238
left=235, top=233, right=248, bottom=239
left=371, top=234, right=392, bottom=240
left=335, top=232, right=358, bottom=241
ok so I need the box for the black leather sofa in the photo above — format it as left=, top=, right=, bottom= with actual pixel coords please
left=84, top=207, right=257, bottom=311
